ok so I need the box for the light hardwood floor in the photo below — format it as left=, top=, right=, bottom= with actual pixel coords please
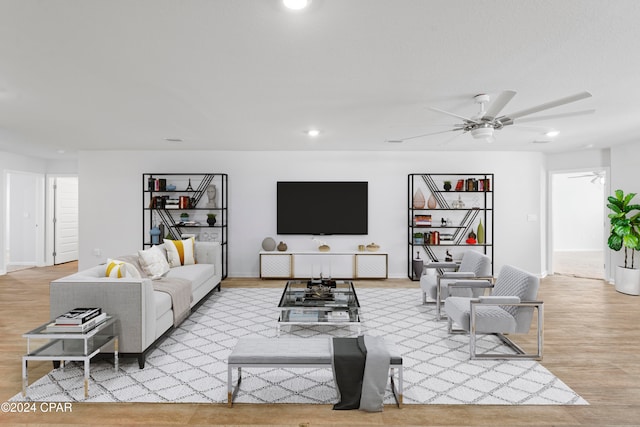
left=1, top=263, right=640, bottom=426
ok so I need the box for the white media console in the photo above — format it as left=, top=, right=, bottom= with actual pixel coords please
left=259, top=251, right=388, bottom=279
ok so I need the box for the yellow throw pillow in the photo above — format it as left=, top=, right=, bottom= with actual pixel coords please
left=105, top=259, right=142, bottom=279
left=164, top=237, right=196, bottom=267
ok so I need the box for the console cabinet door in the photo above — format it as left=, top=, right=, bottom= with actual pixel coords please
left=293, top=254, right=353, bottom=279
left=355, top=254, right=388, bottom=278
left=260, top=254, right=292, bottom=278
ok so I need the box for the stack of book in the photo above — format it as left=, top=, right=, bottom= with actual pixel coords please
left=414, top=215, right=432, bottom=226
left=45, top=307, right=108, bottom=333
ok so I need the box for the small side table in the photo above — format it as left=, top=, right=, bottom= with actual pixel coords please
left=22, top=316, right=119, bottom=399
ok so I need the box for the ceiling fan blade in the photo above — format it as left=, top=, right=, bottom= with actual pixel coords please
left=386, top=128, right=461, bottom=143
left=429, top=107, right=479, bottom=124
left=500, top=91, right=592, bottom=123
left=482, top=90, right=516, bottom=121
left=515, top=109, right=596, bottom=124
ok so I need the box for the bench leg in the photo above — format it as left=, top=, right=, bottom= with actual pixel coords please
left=228, top=366, right=242, bottom=407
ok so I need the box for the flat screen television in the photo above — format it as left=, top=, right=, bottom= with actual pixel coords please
left=277, top=181, right=368, bottom=235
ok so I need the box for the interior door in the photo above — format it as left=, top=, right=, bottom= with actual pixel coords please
left=53, top=177, right=79, bottom=264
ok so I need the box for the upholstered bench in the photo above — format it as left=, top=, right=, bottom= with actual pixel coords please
left=227, top=337, right=403, bottom=407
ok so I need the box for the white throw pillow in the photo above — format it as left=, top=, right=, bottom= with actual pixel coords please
left=164, top=237, right=196, bottom=267
left=105, top=259, right=142, bottom=279
left=137, top=246, right=170, bottom=279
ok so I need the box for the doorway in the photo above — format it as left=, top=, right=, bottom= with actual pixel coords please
left=550, top=169, right=607, bottom=279
left=4, top=171, right=45, bottom=272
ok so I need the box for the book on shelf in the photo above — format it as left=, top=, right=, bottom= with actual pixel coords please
left=55, top=307, right=102, bottom=325
left=287, top=310, right=319, bottom=322
left=46, top=313, right=108, bottom=333
left=455, top=179, right=465, bottom=191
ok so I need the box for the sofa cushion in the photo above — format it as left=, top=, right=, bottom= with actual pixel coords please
left=164, top=237, right=196, bottom=267
left=106, top=259, right=142, bottom=279
left=138, top=246, right=170, bottom=279
left=166, top=263, right=215, bottom=294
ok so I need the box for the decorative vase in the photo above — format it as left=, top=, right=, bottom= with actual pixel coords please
left=427, top=193, right=437, bottom=209
left=412, top=252, right=424, bottom=279
left=277, top=241, right=288, bottom=251
left=207, top=216, right=216, bottom=226
left=413, top=188, right=425, bottom=209
left=262, top=237, right=276, bottom=251
left=443, top=182, right=452, bottom=191
left=150, top=227, right=161, bottom=245
left=477, top=219, right=485, bottom=244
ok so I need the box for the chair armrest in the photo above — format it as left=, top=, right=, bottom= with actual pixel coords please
left=425, top=261, right=459, bottom=269
left=441, top=272, right=476, bottom=279
left=470, top=299, right=544, bottom=307
left=478, top=296, right=520, bottom=304
left=448, top=280, right=493, bottom=289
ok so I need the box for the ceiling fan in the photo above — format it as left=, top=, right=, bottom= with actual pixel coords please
left=387, top=90, right=593, bottom=143
left=569, top=170, right=605, bottom=184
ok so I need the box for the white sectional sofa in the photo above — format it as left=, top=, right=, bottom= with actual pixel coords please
left=50, top=241, right=223, bottom=368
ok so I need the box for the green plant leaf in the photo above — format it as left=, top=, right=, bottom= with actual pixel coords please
left=608, top=234, right=623, bottom=251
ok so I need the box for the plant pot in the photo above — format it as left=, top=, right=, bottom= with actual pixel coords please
left=615, top=266, right=640, bottom=296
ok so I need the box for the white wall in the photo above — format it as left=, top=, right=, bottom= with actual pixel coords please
left=552, top=172, right=604, bottom=251
left=78, top=150, right=546, bottom=277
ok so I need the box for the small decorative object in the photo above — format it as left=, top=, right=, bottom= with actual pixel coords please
left=366, top=243, right=380, bottom=252
left=413, top=232, right=424, bottom=245
left=445, top=250, right=453, bottom=262
left=452, top=195, right=465, bottom=209
left=358, top=244, right=365, bottom=251
left=466, top=230, right=477, bottom=244
left=427, top=193, right=437, bottom=209
left=150, top=226, right=161, bottom=245
left=441, top=218, right=446, bottom=227
left=413, top=188, right=426, bottom=209
left=443, top=181, right=452, bottom=191
left=166, top=184, right=176, bottom=191
left=180, top=212, right=189, bottom=221
left=412, top=251, right=424, bottom=279
left=206, top=213, right=217, bottom=226
left=277, top=241, right=288, bottom=251
left=313, top=237, right=330, bottom=252
left=446, top=217, right=453, bottom=226
left=477, top=219, right=485, bottom=244
left=262, top=237, right=276, bottom=251
left=186, top=179, right=194, bottom=191
left=206, top=184, right=217, bottom=208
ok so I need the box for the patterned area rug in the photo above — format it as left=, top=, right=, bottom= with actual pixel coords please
left=12, top=287, right=587, bottom=405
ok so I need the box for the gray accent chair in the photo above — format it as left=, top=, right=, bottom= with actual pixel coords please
left=419, top=250, right=492, bottom=320
left=444, top=265, right=544, bottom=360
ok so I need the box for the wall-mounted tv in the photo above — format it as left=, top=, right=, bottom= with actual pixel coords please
left=277, top=181, right=368, bottom=235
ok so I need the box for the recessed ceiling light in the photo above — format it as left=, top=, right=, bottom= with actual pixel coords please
left=283, top=0, right=311, bottom=10
left=165, top=138, right=183, bottom=143
left=306, top=129, right=320, bottom=137
left=532, top=140, right=551, bottom=144
left=545, top=130, right=560, bottom=137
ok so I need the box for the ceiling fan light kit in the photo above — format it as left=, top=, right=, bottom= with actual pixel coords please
left=390, top=90, right=592, bottom=144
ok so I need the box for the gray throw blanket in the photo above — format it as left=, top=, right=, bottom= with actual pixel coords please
left=332, top=336, right=390, bottom=412
left=152, top=277, right=192, bottom=326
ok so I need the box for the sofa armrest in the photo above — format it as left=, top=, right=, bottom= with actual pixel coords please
left=50, top=278, right=157, bottom=354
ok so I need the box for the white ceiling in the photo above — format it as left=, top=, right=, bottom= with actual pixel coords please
left=1, top=0, right=639, bottom=159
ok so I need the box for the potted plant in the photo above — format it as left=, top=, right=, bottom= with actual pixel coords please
left=607, top=189, right=640, bottom=295
left=206, top=213, right=217, bottom=226
left=413, top=232, right=424, bottom=245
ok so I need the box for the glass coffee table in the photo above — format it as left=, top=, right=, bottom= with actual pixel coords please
left=277, top=280, right=361, bottom=336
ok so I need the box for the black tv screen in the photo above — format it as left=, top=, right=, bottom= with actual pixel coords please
left=277, top=181, right=368, bottom=235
